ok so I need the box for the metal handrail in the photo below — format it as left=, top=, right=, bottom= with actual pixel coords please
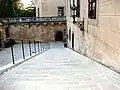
left=10, top=40, right=50, bottom=64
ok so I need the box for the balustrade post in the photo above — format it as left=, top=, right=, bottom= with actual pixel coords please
left=11, top=45, right=15, bottom=64
left=21, top=40, right=25, bottom=59
left=38, top=41, right=40, bottom=52
left=29, top=40, right=32, bottom=56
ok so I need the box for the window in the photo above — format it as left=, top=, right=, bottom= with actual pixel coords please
left=88, top=0, right=96, bottom=19
left=38, top=8, right=40, bottom=17
left=70, top=0, right=72, bottom=16
left=58, top=7, right=64, bottom=16
left=76, top=0, right=80, bottom=17
left=70, top=0, right=80, bottom=17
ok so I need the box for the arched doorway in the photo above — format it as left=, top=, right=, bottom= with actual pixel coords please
left=5, top=27, right=10, bottom=38
left=55, top=31, right=63, bottom=41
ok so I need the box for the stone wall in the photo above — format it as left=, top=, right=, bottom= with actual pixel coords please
left=0, top=23, right=6, bottom=48
left=66, top=0, right=120, bottom=72
left=9, top=23, right=66, bottom=42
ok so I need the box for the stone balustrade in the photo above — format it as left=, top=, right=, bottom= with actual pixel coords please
left=0, top=16, right=66, bottom=24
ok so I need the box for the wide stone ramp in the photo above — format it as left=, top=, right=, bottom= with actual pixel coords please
left=0, top=44, right=120, bottom=90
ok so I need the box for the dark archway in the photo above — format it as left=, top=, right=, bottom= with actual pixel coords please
left=5, top=27, right=10, bottom=38
left=55, top=31, right=63, bottom=41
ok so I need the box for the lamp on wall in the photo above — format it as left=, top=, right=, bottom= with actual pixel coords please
left=77, top=18, right=85, bottom=36
left=78, top=18, right=84, bottom=31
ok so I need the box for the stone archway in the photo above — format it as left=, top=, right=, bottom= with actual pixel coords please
left=55, top=31, right=63, bottom=41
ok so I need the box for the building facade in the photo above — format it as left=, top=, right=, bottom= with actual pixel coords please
left=66, top=0, right=120, bottom=72
left=35, top=0, right=66, bottom=17
left=34, top=0, right=67, bottom=42
left=6, top=0, right=67, bottom=42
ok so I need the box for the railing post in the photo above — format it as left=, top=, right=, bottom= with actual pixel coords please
left=29, top=40, right=32, bottom=56
left=43, top=42, right=44, bottom=51
left=38, top=41, right=40, bottom=52
left=21, top=40, right=25, bottom=59
left=34, top=40, right=36, bottom=54
left=11, top=45, right=15, bottom=64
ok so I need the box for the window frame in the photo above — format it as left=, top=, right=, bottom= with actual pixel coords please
left=88, top=0, right=96, bottom=19
left=70, top=0, right=80, bottom=17
left=76, top=0, right=80, bottom=17
left=58, top=7, right=64, bottom=17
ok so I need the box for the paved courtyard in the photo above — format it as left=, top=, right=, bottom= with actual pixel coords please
left=0, top=43, right=120, bottom=90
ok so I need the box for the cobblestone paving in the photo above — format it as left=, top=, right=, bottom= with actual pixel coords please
left=0, top=44, right=120, bottom=90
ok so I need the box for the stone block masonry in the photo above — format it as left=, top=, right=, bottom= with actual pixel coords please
left=9, top=23, right=66, bottom=42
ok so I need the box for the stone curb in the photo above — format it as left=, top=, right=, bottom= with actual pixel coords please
left=0, top=49, right=49, bottom=75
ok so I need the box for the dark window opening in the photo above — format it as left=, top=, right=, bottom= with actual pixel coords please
left=88, top=0, right=96, bottom=19
left=76, top=0, right=80, bottom=17
left=58, top=7, right=64, bottom=16
left=38, top=8, right=40, bottom=17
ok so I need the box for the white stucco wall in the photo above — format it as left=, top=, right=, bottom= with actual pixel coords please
left=36, top=0, right=66, bottom=17
left=66, top=0, right=120, bottom=72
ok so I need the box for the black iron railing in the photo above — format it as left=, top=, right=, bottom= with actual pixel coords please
left=10, top=40, right=50, bottom=64
left=1, top=16, right=66, bottom=24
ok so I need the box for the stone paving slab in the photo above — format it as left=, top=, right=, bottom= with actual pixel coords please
left=0, top=45, right=120, bottom=90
